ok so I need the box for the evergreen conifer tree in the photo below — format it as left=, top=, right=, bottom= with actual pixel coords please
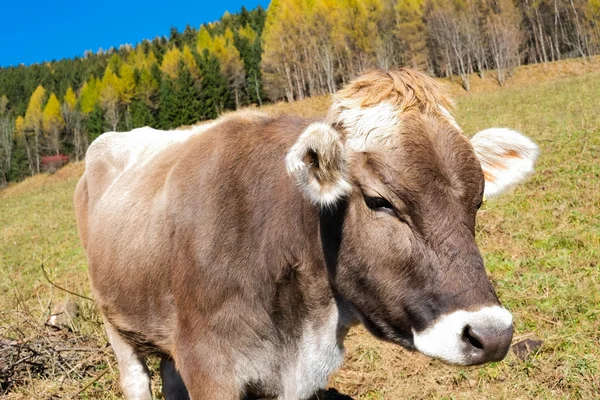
left=173, top=61, right=203, bottom=127
left=157, top=77, right=178, bottom=129
left=130, top=98, right=155, bottom=128
left=197, top=50, right=231, bottom=119
left=87, top=104, right=105, bottom=142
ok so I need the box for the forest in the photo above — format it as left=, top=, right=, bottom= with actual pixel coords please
left=0, top=0, right=599, bottom=185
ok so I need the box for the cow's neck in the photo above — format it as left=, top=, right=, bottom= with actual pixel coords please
left=266, top=201, right=358, bottom=398
left=278, top=282, right=357, bottom=398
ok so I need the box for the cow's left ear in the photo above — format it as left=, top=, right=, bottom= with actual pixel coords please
left=470, top=128, right=540, bottom=198
left=286, top=122, right=352, bottom=207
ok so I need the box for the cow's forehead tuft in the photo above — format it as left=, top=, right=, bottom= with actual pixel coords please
left=327, top=69, right=459, bottom=152
left=329, top=69, right=454, bottom=121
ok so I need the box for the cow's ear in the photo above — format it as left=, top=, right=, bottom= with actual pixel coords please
left=470, top=128, right=539, bottom=199
left=286, top=122, right=352, bottom=207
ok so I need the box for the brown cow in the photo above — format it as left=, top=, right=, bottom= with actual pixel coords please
left=74, top=69, right=539, bottom=400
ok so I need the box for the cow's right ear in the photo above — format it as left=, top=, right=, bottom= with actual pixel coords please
left=286, top=122, right=352, bottom=207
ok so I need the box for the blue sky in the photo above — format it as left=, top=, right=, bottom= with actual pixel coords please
left=0, top=0, right=266, bottom=67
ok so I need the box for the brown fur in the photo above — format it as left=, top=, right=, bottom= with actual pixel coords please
left=75, top=70, right=510, bottom=399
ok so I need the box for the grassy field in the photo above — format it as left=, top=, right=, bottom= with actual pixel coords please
left=1, top=60, right=599, bottom=399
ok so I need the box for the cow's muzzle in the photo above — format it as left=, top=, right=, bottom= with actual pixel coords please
left=411, top=306, right=513, bottom=365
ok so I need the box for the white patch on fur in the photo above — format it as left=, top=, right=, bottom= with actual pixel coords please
left=104, top=321, right=152, bottom=400
left=283, top=303, right=347, bottom=400
left=286, top=122, right=352, bottom=207
left=335, top=102, right=400, bottom=152
left=87, top=122, right=217, bottom=174
left=470, top=128, right=539, bottom=198
left=412, top=306, right=513, bottom=365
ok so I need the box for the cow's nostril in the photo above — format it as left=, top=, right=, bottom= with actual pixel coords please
left=463, top=325, right=484, bottom=350
left=462, top=323, right=513, bottom=364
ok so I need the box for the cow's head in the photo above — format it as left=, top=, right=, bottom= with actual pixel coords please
left=286, top=69, right=538, bottom=366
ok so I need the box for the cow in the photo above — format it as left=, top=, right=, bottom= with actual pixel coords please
left=74, top=69, right=539, bottom=400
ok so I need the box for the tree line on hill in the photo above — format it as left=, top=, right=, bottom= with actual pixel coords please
left=0, top=0, right=599, bottom=185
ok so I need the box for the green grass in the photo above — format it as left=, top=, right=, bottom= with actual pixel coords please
left=1, top=69, right=600, bottom=399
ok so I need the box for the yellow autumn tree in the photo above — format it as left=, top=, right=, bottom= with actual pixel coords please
left=15, top=116, right=25, bottom=139
left=395, top=0, right=428, bottom=70
left=261, top=0, right=304, bottom=101
left=161, top=47, right=182, bottom=79
left=23, top=85, right=46, bottom=173
left=63, top=86, right=77, bottom=111
left=13, top=116, right=29, bottom=175
left=238, top=24, right=257, bottom=43
left=182, top=45, right=199, bottom=78
left=99, top=66, right=122, bottom=130
left=196, top=25, right=213, bottom=55
left=127, top=45, right=159, bottom=70
left=118, top=64, right=136, bottom=105
left=79, top=77, right=100, bottom=115
left=146, top=50, right=158, bottom=68
left=43, top=93, right=65, bottom=155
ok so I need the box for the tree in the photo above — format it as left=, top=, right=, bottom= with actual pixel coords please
left=42, top=93, right=65, bottom=155
left=127, top=45, right=159, bottom=70
left=63, top=86, right=86, bottom=160
left=79, top=78, right=100, bottom=115
left=130, top=97, right=155, bottom=128
left=118, top=63, right=136, bottom=129
left=0, top=97, right=13, bottom=185
left=261, top=0, right=309, bottom=101
left=23, top=85, right=46, bottom=173
left=118, top=64, right=136, bottom=105
left=87, top=104, right=105, bottom=142
left=159, top=60, right=204, bottom=129
left=236, top=24, right=265, bottom=104
left=182, top=45, right=200, bottom=79
left=99, top=66, right=122, bottom=131
left=395, top=0, right=428, bottom=70
left=107, top=53, right=123, bottom=73
left=10, top=116, right=30, bottom=181
left=486, top=0, right=523, bottom=86
left=197, top=50, right=231, bottom=119
left=173, top=61, right=203, bottom=127
left=157, top=76, right=178, bottom=129
left=211, top=29, right=245, bottom=108
left=0, top=95, right=8, bottom=114
left=161, top=47, right=183, bottom=79
left=198, top=27, right=244, bottom=107
left=196, top=25, right=213, bottom=55
left=137, top=68, right=159, bottom=105
left=426, top=1, right=474, bottom=90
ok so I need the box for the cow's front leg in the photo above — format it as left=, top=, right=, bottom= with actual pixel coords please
left=174, top=340, right=240, bottom=400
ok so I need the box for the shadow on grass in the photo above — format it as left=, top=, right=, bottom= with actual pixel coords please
left=315, top=388, right=355, bottom=399
left=244, top=388, right=354, bottom=399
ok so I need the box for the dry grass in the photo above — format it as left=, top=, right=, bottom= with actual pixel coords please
left=1, top=58, right=599, bottom=399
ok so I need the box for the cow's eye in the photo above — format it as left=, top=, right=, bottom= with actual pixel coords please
left=365, top=196, right=394, bottom=212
